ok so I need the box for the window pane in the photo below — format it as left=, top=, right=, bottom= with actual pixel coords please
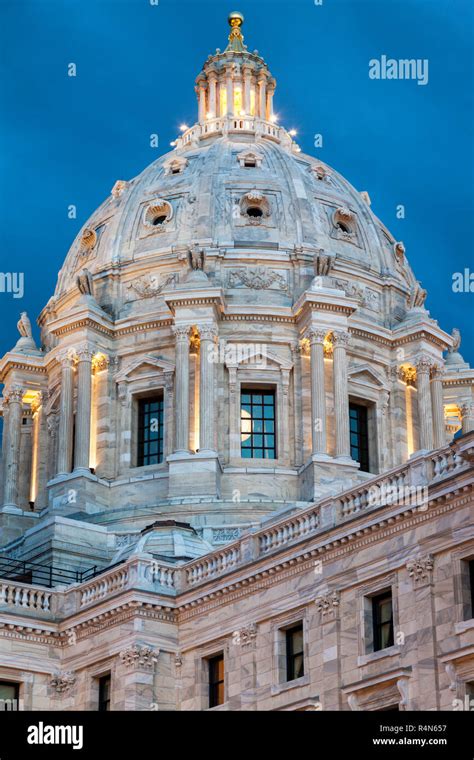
left=240, top=390, right=276, bottom=459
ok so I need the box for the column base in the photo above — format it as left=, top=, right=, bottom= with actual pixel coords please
left=167, top=450, right=222, bottom=498
left=0, top=504, right=23, bottom=515
left=300, top=455, right=361, bottom=501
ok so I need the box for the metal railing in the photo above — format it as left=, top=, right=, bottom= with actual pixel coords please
left=0, top=556, right=98, bottom=589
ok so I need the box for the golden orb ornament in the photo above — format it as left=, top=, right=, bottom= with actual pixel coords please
left=228, top=11, right=244, bottom=28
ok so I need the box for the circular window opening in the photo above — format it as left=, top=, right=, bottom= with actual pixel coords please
left=153, top=215, right=168, bottom=226
left=247, top=207, right=263, bottom=218
left=337, top=222, right=350, bottom=233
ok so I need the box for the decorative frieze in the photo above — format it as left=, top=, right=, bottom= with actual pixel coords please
left=119, top=644, right=159, bottom=669
left=50, top=671, right=76, bottom=694
left=127, top=272, right=178, bottom=299
left=315, top=591, right=340, bottom=620
left=227, top=267, right=287, bottom=291
left=406, top=554, right=434, bottom=587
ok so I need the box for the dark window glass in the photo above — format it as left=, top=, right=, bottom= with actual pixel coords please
left=286, top=624, right=304, bottom=682
left=247, top=206, right=263, bottom=217
left=372, top=591, right=394, bottom=651
left=98, top=674, right=111, bottom=712
left=349, top=403, right=369, bottom=472
left=469, top=560, right=474, bottom=619
left=0, top=682, right=19, bottom=706
left=137, top=395, right=164, bottom=466
left=208, top=654, right=224, bottom=708
left=153, top=214, right=167, bottom=226
left=241, top=389, right=276, bottom=459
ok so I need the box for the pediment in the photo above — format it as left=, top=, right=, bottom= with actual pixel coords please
left=226, top=347, right=292, bottom=371
left=347, top=363, right=388, bottom=389
left=115, top=354, right=175, bottom=383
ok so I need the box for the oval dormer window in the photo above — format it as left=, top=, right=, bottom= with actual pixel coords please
left=144, top=200, right=173, bottom=229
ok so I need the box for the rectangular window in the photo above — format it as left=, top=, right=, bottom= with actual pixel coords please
left=137, top=395, right=164, bottom=467
left=208, top=654, right=224, bottom=708
left=469, top=560, right=474, bottom=619
left=286, top=624, right=304, bottom=682
left=372, top=590, right=394, bottom=651
left=0, top=681, right=19, bottom=706
left=349, top=403, right=369, bottom=472
left=241, top=389, right=276, bottom=459
left=98, top=674, right=111, bottom=712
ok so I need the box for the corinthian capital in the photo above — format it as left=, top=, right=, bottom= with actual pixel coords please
left=4, top=385, right=24, bottom=404
left=172, top=325, right=191, bottom=342
left=76, top=344, right=95, bottom=362
left=332, top=330, right=351, bottom=348
left=57, top=349, right=77, bottom=368
left=415, top=355, right=433, bottom=376
left=307, top=328, right=327, bottom=346
left=198, top=323, right=218, bottom=341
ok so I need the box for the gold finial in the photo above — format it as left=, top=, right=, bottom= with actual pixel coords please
left=227, top=11, right=246, bottom=52
left=228, top=11, right=244, bottom=28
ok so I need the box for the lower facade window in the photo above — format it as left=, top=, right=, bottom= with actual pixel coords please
left=137, top=394, right=164, bottom=466
left=286, top=623, right=304, bottom=682
left=208, top=653, right=224, bottom=708
left=241, top=389, right=276, bottom=459
left=98, top=674, right=111, bottom=712
left=372, top=590, right=394, bottom=651
left=0, top=681, right=19, bottom=707
left=349, top=403, right=369, bottom=472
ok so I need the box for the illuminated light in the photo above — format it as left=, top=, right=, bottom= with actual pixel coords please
left=405, top=385, right=415, bottom=457
left=206, top=111, right=214, bottom=119
left=233, top=86, right=243, bottom=115
left=241, top=408, right=252, bottom=443
left=269, top=113, right=278, bottom=123
left=170, top=141, right=176, bottom=147
left=179, top=124, right=188, bottom=132
left=250, top=88, right=256, bottom=116
left=240, top=110, right=246, bottom=116
left=289, top=129, right=297, bottom=137
left=22, top=390, right=39, bottom=405
left=220, top=87, right=227, bottom=116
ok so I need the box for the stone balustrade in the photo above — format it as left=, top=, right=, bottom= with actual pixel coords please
left=0, top=434, right=471, bottom=617
left=0, top=582, right=52, bottom=612
left=179, top=117, right=284, bottom=147
left=258, top=508, right=320, bottom=554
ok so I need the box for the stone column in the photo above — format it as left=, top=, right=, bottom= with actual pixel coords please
left=226, top=67, right=234, bottom=116
left=208, top=70, right=217, bottom=117
left=164, top=371, right=175, bottom=458
left=228, top=366, right=239, bottom=460
left=57, top=353, right=75, bottom=476
left=257, top=74, right=267, bottom=120
left=431, top=364, right=446, bottom=449
left=416, top=356, right=434, bottom=451
left=332, top=331, right=351, bottom=459
left=173, top=326, right=191, bottom=454
left=266, top=80, right=275, bottom=121
left=461, top=401, right=474, bottom=435
left=243, top=65, right=252, bottom=115
left=198, top=324, right=218, bottom=453
left=74, top=346, right=94, bottom=474
left=290, top=342, right=303, bottom=467
left=308, top=329, right=328, bottom=457
left=198, top=81, right=207, bottom=123
left=2, top=385, right=23, bottom=511
left=30, top=392, right=44, bottom=506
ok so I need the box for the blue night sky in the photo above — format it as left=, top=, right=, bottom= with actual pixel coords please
left=0, top=0, right=473, bottom=365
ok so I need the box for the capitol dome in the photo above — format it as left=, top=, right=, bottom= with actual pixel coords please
left=47, top=14, right=423, bottom=330
left=0, top=12, right=470, bottom=573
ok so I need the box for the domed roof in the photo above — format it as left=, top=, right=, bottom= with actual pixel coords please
left=45, top=13, right=422, bottom=325
left=112, top=520, right=212, bottom=564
